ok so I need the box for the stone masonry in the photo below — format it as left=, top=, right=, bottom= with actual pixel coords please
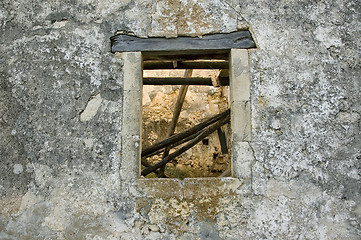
left=0, top=0, right=360, bottom=239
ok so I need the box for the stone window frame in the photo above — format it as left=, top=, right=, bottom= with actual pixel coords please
left=118, top=49, right=253, bottom=193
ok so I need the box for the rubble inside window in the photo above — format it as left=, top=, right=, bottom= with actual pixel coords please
left=141, top=62, right=231, bottom=179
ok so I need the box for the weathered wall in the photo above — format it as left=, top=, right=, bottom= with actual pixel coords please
left=0, top=0, right=360, bottom=239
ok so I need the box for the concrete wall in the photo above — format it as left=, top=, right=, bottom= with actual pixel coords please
left=0, top=0, right=360, bottom=239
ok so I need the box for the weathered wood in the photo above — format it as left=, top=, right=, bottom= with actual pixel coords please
left=219, top=69, right=229, bottom=77
left=158, top=70, right=191, bottom=177
left=218, top=77, right=229, bottom=86
left=143, top=77, right=211, bottom=85
left=111, top=31, right=256, bottom=54
left=141, top=109, right=230, bottom=158
left=143, top=51, right=230, bottom=61
left=142, top=159, right=162, bottom=176
left=143, top=77, right=229, bottom=86
left=166, top=85, right=189, bottom=136
left=141, top=115, right=231, bottom=176
left=217, top=128, right=228, bottom=154
left=143, top=61, right=228, bottom=70
left=142, top=130, right=202, bottom=159
left=215, top=69, right=230, bottom=86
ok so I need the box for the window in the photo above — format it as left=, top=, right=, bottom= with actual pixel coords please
left=142, top=62, right=231, bottom=179
left=112, top=31, right=254, bottom=181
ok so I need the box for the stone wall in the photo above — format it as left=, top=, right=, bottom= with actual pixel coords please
left=0, top=0, right=360, bottom=239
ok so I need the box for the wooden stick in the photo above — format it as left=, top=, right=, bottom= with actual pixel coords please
left=141, top=115, right=230, bottom=176
left=166, top=78, right=190, bottom=136
left=142, top=51, right=230, bottom=61
left=141, top=109, right=230, bottom=158
left=143, top=77, right=229, bottom=86
left=143, top=61, right=228, bottom=70
left=141, top=129, right=202, bottom=159
left=213, top=69, right=229, bottom=87
left=141, top=159, right=161, bottom=176
left=158, top=70, right=191, bottom=177
left=143, top=77, right=213, bottom=86
left=217, top=127, right=228, bottom=154
left=167, top=84, right=189, bottom=134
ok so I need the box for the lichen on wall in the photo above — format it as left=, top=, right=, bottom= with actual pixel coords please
left=0, top=0, right=360, bottom=239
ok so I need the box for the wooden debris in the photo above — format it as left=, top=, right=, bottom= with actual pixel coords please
left=158, top=70, right=192, bottom=177
left=143, top=77, right=229, bottom=86
left=141, top=109, right=230, bottom=158
left=141, top=114, right=231, bottom=176
left=217, top=127, right=228, bottom=154
left=143, top=61, right=228, bottom=70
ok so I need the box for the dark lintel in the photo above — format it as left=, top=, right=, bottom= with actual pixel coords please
left=110, top=31, right=256, bottom=55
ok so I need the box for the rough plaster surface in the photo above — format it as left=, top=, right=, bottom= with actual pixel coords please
left=0, top=0, right=360, bottom=239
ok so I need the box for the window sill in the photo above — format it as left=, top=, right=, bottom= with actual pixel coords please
left=137, top=177, right=245, bottom=199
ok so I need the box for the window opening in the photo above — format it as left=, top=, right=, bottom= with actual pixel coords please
left=141, top=61, right=231, bottom=179
left=112, top=31, right=255, bottom=181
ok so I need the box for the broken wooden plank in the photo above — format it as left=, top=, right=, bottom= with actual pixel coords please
left=219, top=69, right=229, bottom=77
left=217, top=127, right=228, bottom=154
left=143, top=77, right=229, bottom=86
left=158, top=70, right=191, bottom=177
left=166, top=84, right=189, bottom=136
left=141, top=109, right=230, bottom=158
left=111, top=31, right=256, bottom=53
left=142, top=51, right=230, bottom=61
left=141, top=114, right=231, bottom=176
left=217, top=77, right=229, bottom=86
left=142, top=130, right=202, bottom=159
left=143, top=77, right=212, bottom=85
left=143, top=61, right=228, bottom=70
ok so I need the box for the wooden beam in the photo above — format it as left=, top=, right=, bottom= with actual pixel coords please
left=111, top=31, right=256, bottom=53
left=143, top=77, right=229, bottom=86
left=141, top=115, right=231, bottom=176
left=141, top=109, right=230, bottom=158
left=217, top=128, right=228, bottom=154
left=219, top=69, right=229, bottom=77
left=142, top=51, right=230, bottom=61
left=166, top=84, right=189, bottom=136
left=218, top=77, right=229, bottom=86
left=158, top=70, right=191, bottom=177
left=143, top=61, right=228, bottom=70
left=143, top=77, right=212, bottom=85
left=142, top=130, right=201, bottom=159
